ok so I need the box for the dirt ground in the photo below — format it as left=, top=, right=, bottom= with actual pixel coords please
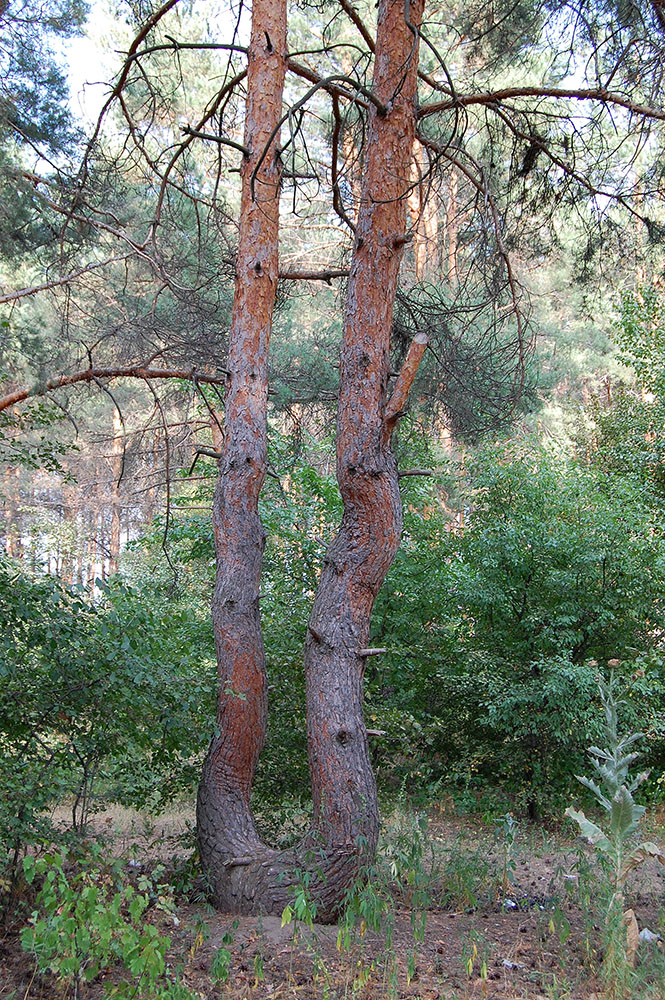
left=2, top=808, right=665, bottom=1000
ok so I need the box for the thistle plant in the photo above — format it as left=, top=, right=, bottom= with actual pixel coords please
left=565, top=674, right=664, bottom=897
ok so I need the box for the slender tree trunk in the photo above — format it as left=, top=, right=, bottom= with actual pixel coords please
left=210, top=410, right=224, bottom=456
left=446, top=167, right=458, bottom=284
left=62, top=506, right=73, bottom=587
left=55, top=503, right=63, bottom=577
left=408, top=141, right=438, bottom=279
left=100, top=511, right=107, bottom=583
left=109, top=407, right=123, bottom=575
left=197, top=0, right=288, bottom=907
left=337, top=48, right=363, bottom=226
left=301, top=0, right=425, bottom=909
left=198, top=0, right=426, bottom=922
left=4, top=466, right=22, bottom=558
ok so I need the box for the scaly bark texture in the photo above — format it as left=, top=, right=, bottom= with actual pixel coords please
left=197, top=0, right=287, bottom=913
left=301, top=0, right=425, bottom=917
left=198, top=0, right=426, bottom=921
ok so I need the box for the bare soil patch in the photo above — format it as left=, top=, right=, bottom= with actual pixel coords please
left=2, top=811, right=665, bottom=1000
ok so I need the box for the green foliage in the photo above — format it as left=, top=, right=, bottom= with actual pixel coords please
left=496, top=812, right=518, bottom=894
left=281, top=872, right=318, bottom=932
left=21, top=850, right=194, bottom=998
left=584, top=286, right=665, bottom=511
left=0, top=404, right=77, bottom=473
left=0, top=1, right=87, bottom=256
left=127, top=433, right=665, bottom=820
left=0, top=559, right=214, bottom=901
left=335, top=814, right=434, bottom=995
left=132, top=447, right=344, bottom=815
left=370, top=444, right=665, bottom=815
left=209, top=920, right=237, bottom=985
left=5, top=418, right=665, bottom=903
left=0, top=1, right=87, bottom=152
left=394, top=284, right=540, bottom=441
left=614, top=287, right=665, bottom=399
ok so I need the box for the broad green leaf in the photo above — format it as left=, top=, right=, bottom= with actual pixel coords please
left=610, top=786, right=640, bottom=839
left=23, top=856, right=35, bottom=885
left=575, top=775, right=611, bottom=811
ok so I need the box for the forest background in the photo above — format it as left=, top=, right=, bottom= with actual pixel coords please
left=3, top=0, right=665, bottom=914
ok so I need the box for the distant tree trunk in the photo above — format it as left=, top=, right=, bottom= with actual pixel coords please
left=109, top=407, right=123, bottom=574
left=210, top=410, right=224, bottom=456
left=339, top=49, right=362, bottom=225
left=61, top=506, right=73, bottom=587
left=446, top=167, right=458, bottom=284
left=198, top=0, right=426, bottom=921
left=4, top=466, right=22, bottom=558
left=99, top=511, right=108, bottom=583
left=144, top=428, right=160, bottom=524
left=408, top=141, right=438, bottom=279
left=85, top=510, right=94, bottom=592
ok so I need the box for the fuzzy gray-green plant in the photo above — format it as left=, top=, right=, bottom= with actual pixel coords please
left=565, top=674, right=664, bottom=894
left=565, top=675, right=665, bottom=995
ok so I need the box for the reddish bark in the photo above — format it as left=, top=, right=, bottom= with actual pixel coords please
left=197, top=0, right=426, bottom=921
left=301, top=0, right=425, bottom=909
left=408, top=142, right=439, bottom=279
left=196, top=0, right=288, bottom=912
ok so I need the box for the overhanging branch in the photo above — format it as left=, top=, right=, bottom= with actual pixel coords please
left=180, top=126, right=250, bottom=156
left=279, top=267, right=349, bottom=282
left=418, top=85, right=665, bottom=121
left=0, top=366, right=229, bottom=415
left=0, top=253, right=135, bottom=305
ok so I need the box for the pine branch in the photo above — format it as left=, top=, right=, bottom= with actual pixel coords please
left=0, top=366, right=229, bottom=414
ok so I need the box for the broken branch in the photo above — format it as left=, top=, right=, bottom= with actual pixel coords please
left=398, top=468, right=434, bottom=478
left=384, top=331, right=428, bottom=430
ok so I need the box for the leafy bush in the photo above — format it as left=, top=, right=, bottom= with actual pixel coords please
left=0, top=560, right=214, bottom=907
left=21, top=850, right=194, bottom=998
left=132, top=441, right=665, bottom=819
left=370, top=445, right=665, bottom=815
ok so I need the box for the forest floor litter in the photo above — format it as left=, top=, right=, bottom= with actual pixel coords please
left=2, top=809, right=665, bottom=999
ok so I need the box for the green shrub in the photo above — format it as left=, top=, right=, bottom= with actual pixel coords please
left=371, top=446, right=665, bottom=815
left=0, top=560, right=213, bottom=911
left=21, top=850, right=194, bottom=998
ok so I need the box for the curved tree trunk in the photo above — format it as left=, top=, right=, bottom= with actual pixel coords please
left=197, top=0, right=288, bottom=910
left=300, top=0, right=426, bottom=915
left=198, top=0, right=426, bottom=922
